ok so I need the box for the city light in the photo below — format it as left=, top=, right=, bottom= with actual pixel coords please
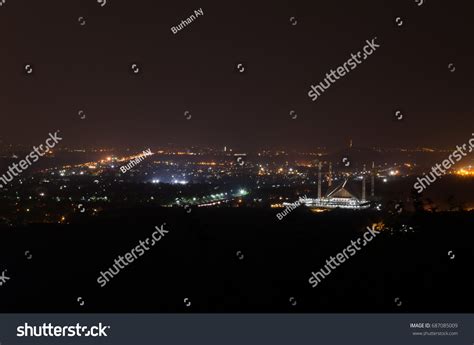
left=456, top=167, right=474, bottom=176
left=3, top=143, right=470, bottom=223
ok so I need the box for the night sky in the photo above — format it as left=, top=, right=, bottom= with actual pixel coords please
left=1, top=0, right=473, bottom=150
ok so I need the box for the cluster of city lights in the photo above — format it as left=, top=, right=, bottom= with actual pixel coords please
left=455, top=167, right=474, bottom=176
left=172, top=179, right=188, bottom=185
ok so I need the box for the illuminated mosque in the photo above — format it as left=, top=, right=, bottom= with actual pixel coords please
left=285, top=162, right=376, bottom=210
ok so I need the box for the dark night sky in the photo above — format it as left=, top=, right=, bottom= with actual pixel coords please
left=1, top=0, right=473, bottom=150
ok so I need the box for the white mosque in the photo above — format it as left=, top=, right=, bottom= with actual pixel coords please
left=284, top=162, right=375, bottom=210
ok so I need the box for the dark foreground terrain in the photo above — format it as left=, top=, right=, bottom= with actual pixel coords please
left=0, top=208, right=473, bottom=312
